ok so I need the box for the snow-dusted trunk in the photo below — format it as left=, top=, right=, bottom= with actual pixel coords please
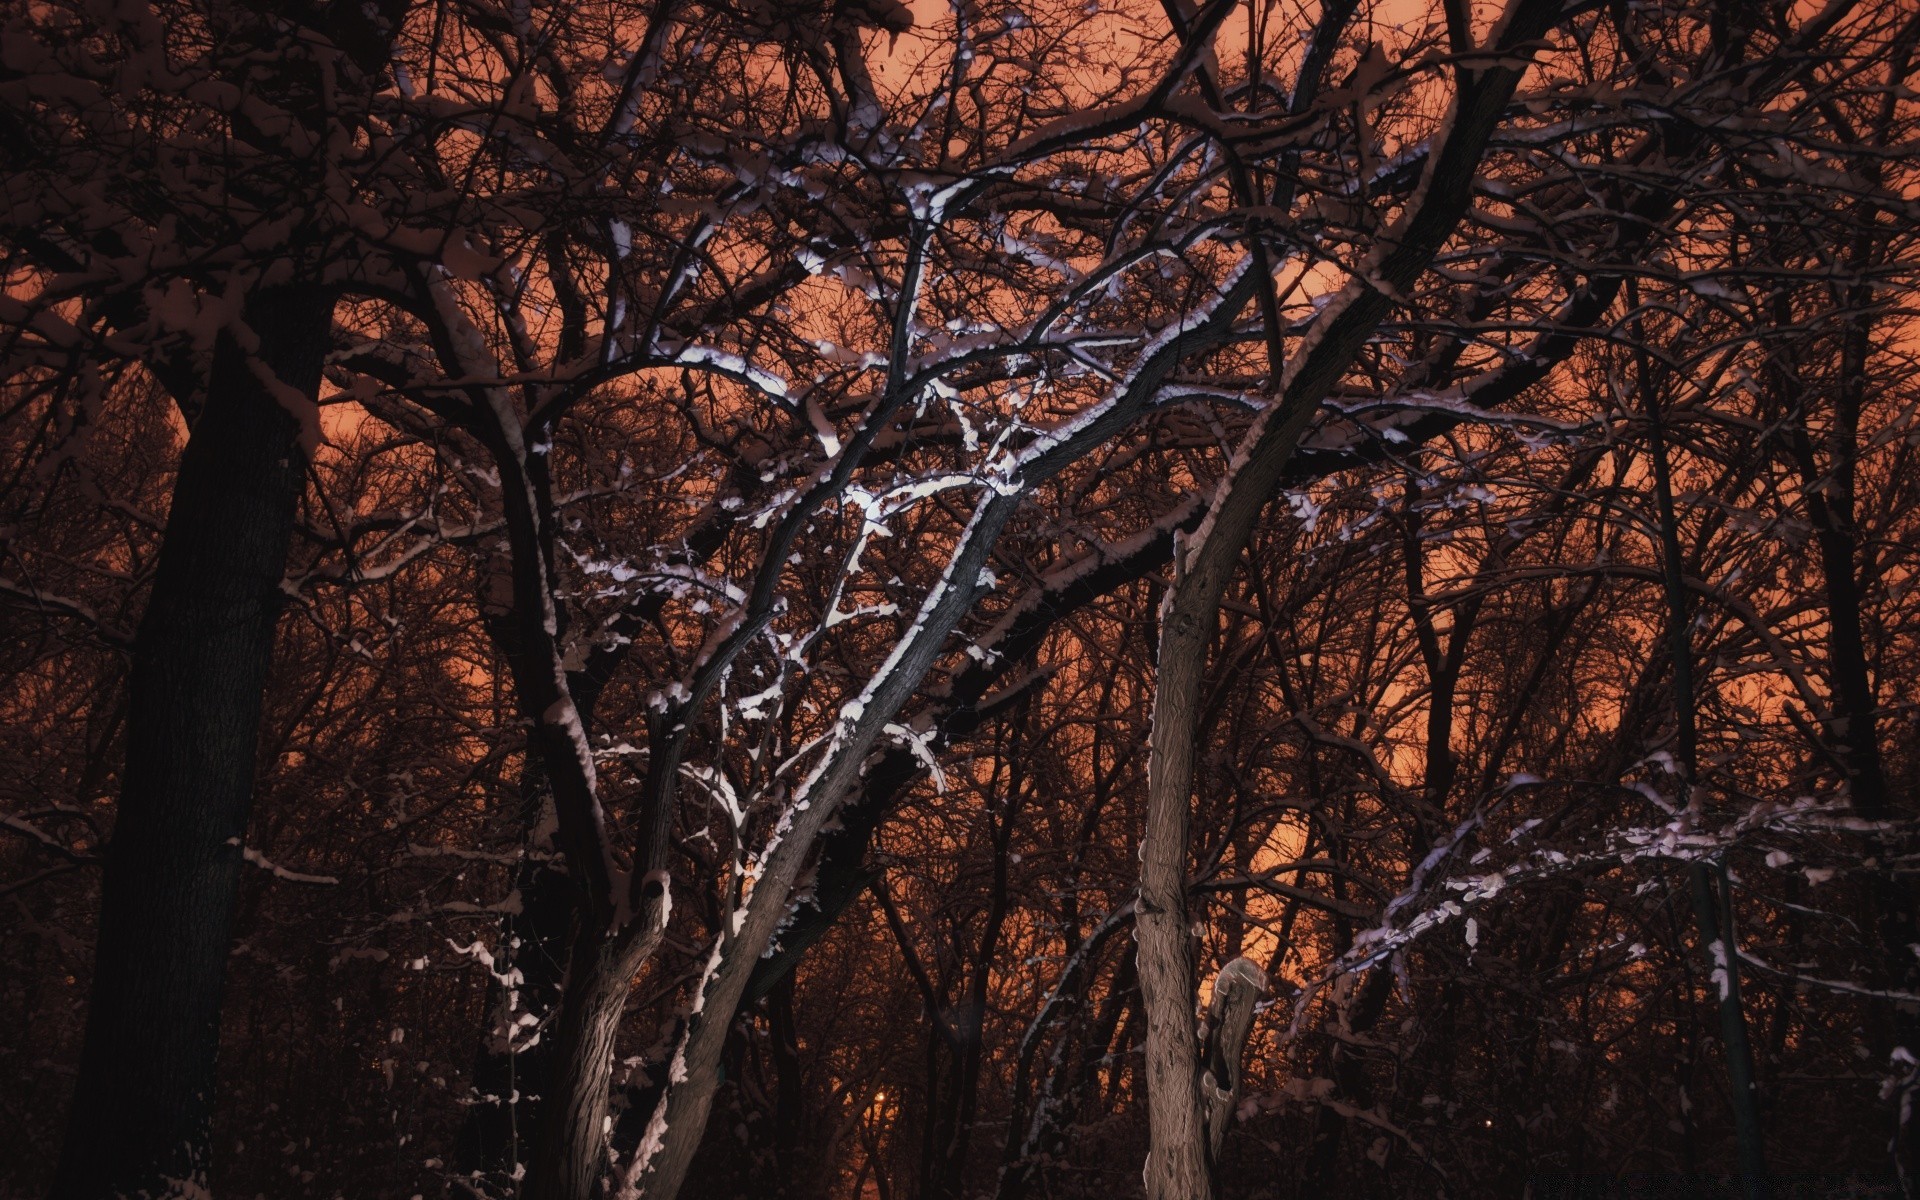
left=1683, top=863, right=1765, bottom=1186
left=518, top=818, right=675, bottom=1200
left=1134, top=5, right=1557, bottom=1193
left=453, top=745, right=573, bottom=1186
left=522, top=717, right=687, bottom=1200
left=51, top=285, right=332, bottom=1199
left=464, top=375, right=663, bottom=1200
left=526, top=928, right=657, bottom=1200
left=455, top=857, right=573, bottom=1181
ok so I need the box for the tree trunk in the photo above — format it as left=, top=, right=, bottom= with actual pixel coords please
left=453, top=808, right=574, bottom=1189
left=526, top=929, right=652, bottom=1200
left=1303, top=966, right=1394, bottom=1188
left=1137, top=578, right=1220, bottom=1200
left=50, top=286, right=331, bottom=1200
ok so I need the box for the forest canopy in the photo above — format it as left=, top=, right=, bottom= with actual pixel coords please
left=2, top=0, right=1918, bottom=1196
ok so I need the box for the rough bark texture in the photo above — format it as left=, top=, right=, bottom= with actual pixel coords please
left=1138, top=575, right=1223, bottom=1199
left=526, top=932, right=641, bottom=1200
left=50, top=286, right=331, bottom=1200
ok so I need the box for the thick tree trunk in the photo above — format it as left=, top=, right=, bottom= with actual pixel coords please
left=1137, top=579, right=1220, bottom=1200
left=526, top=929, right=651, bottom=1200
left=50, top=286, right=331, bottom=1200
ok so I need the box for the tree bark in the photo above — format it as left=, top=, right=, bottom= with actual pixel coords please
left=1138, top=575, right=1222, bottom=1200
left=526, top=931, right=646, bottom=1200
left=50, top=286, right=331, bottom=1200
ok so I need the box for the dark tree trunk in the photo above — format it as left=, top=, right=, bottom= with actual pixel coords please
left=51, top=286, right=331, bottom=1200
left=1302, top=966, right=1394, bottom=1189
left=525, top=931, right=637, bottom=1200
left=453, top=783, right=576, bottom=1192
left=767, top=976, right=807, bottom=1188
